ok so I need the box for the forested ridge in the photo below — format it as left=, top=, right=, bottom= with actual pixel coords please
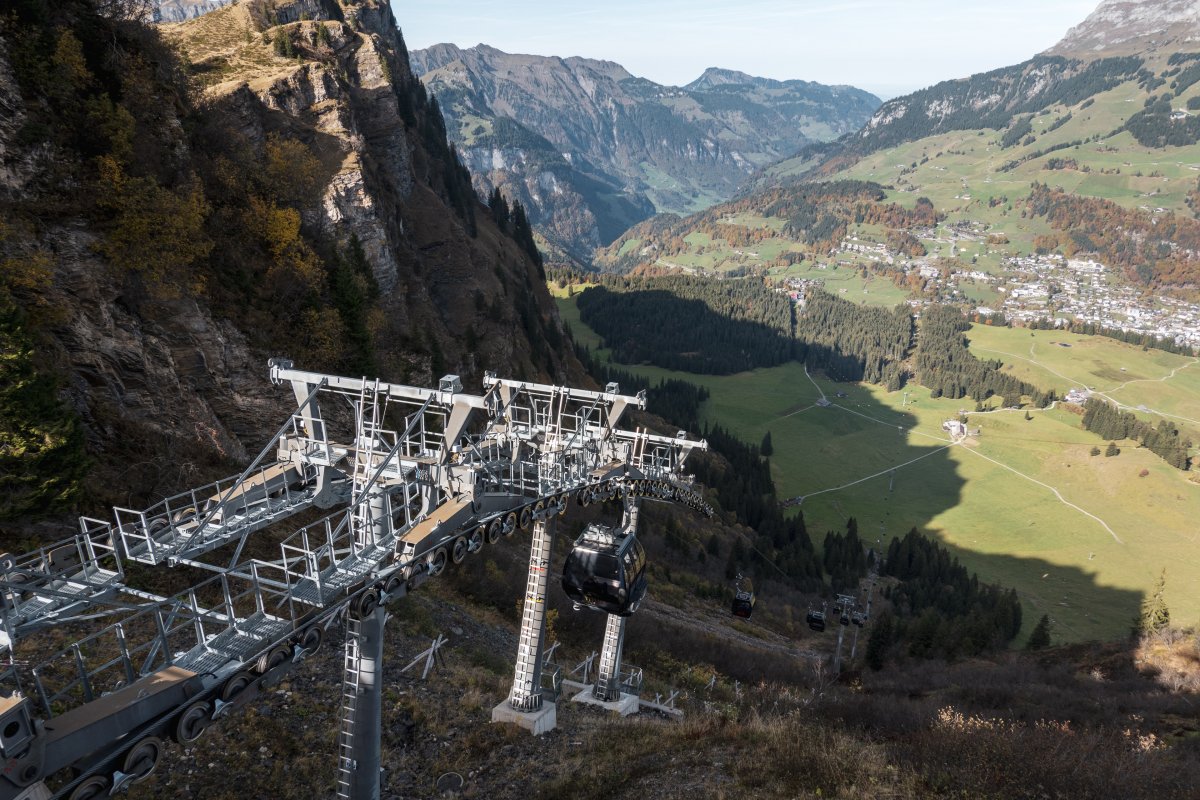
left=575, top=275, right=795, bottom=374
left=915, top=306, right=1051, bottom=406
left=1024, top=183, right=1200, bottom=288
left=576, top=275, right=918, bottom=381
left=798, top=291, right=913, bottom=388
left=575, top=277, right=1048, bottom=414
left=1124, top=94, right=1200, bottom=148
left=595, top=180, right=940, bottom=274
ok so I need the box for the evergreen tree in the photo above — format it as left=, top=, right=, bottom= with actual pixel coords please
left=1140, top=569, right=1171, bottom=634
left=1026, top=614, right=1052, bottom=650
left=760, top=430, right=773, bottom=457
left=1105, top=442, right=1120, bottom=457
left=865, top=610, right=894, bottom=670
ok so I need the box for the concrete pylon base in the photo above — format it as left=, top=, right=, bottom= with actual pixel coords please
left=491, top=700, right=557, bottom=735
left=570, top=688, right=639, bottom=716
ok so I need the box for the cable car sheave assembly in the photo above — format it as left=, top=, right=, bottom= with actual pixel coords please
left=0, top=361, right=711, bottom=800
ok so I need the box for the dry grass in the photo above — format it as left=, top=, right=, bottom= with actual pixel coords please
left=163, top=3, right=309, bottom=91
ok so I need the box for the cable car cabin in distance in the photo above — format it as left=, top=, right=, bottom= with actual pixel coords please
left=561, top=523, right=647, bottom=617
left=731, top=589, right=755, bottom=619
left=806, top=608, right=826, bottom=632
left=731, top=575, right=755, bottom=619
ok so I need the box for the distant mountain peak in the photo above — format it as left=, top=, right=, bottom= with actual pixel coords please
left=686, top=67, right=759, bottom=89
left=1048, top=0, right=1200, bottom=57
left=410, top=43, right=880, bottom=259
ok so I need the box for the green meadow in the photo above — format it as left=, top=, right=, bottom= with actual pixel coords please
left=557, top=293, right=1200, bottom=643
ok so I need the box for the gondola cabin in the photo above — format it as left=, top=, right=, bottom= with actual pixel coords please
left=561, top=523, right=647, bottom=617
left=731, top=575, right=756, bottom=619
left=731, top=588, right=755, bottom=619
left=805, top=609, right=826, bottom=632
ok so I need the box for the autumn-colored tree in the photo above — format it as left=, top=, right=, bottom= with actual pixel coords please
left=93, top=157, right=213, bottom=294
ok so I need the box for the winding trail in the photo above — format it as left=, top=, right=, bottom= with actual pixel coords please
left=803, top=365, right=828, bottom=402
left=778, top=389, right=1125, bottom=546
left=1104, top=357, right=1199, bottom=394
left=957, top=447, right=1124, bottom=544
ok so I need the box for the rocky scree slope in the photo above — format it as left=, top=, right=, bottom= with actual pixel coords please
left=0, top=0, right=578, bottom=527
left=409, top=44, right=879, bottom=263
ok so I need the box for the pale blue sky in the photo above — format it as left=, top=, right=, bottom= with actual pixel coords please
left=395, top=0, right=1099, bottom=99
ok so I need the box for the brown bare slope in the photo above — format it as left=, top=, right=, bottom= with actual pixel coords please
left=0, top=0, right=580, bottom=523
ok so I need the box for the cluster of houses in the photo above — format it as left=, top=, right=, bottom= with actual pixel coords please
left=980, top=255, right=1200, bottom=349
left=797, top=226, right=1200, bottom=350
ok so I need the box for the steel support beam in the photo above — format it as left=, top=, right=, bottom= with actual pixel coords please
left=336, top=605, right=387, bottom=800
left=492, top=518, right=557, bottom=734
left=592, top=614, right=627, bottom=702
left=508, top=518, right=554, bottom=711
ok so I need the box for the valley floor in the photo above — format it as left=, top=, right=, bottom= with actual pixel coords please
left=557, top=295, right=1200, bottom=643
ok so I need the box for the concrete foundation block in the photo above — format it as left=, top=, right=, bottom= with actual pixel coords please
left=570, top=688, right=639, bottom=716
left=490, top=700, right=557, bottom=735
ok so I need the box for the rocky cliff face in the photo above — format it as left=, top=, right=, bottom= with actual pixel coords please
left=410, top=43, right=879, bottom=262
left=1049, top=0, right=1200, bottom=57
left=153, top=0, right=234, bottom=24
left=0, top=0, right=578, bottom=523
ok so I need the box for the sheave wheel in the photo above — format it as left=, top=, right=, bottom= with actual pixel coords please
left=68, top=775, right=109, bottom=800
left=122, top=736, right=162, bottom=783
left=174, top=700, right=211, bottom=744
left=451, top=536, right=469, bottom=565
left=256, top=644, right=291, bottom=674
left=220, top=670, right=255, bottom=702
left=427, top=547, right=448, bottom=576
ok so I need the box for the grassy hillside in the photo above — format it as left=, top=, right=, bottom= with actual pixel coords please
left=598, top=48, right=1200, bottom=341
left=966, top=324, right=1200, bottom=440
left=558, top=293, right=1200, bottom=643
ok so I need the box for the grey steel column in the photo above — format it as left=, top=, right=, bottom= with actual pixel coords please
left=592, top=613, right=627, bottom=701
left=508, top=517, right=555, bottom=711
left=594, top=494, right=639, bottom=701
left=833, top=619, right=847, bottom=674
left=336, top=604, right=386, bottom=800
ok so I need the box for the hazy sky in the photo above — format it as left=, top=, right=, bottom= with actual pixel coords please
left=395, top=0, right=1100, bottom=99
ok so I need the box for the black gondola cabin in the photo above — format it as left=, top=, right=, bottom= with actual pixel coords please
left=561, top=523, right=647, bottom=617
left=731, top=589, right=755, bottom=618
left=731, top=575, right=755, bottom=619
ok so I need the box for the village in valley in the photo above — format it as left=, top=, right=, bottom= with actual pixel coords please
left=780, top=222, right=1200, bottom=350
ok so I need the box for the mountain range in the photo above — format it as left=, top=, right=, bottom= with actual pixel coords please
left=2, top=2, right=1199, bottom=799
left=410, top=44, right=880, bottom=261
left=601, top=0, right=1200, bottom=296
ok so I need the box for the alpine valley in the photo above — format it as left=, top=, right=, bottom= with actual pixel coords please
left=0, top=1, right=1197, bottom=799
left=410, top=44, right=880, bottom=263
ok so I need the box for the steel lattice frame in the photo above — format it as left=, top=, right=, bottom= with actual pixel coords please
left=0, top=360, right=711, bottom=800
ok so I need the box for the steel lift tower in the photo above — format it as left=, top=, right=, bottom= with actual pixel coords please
left=0, top=362, right=710, bottom=800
